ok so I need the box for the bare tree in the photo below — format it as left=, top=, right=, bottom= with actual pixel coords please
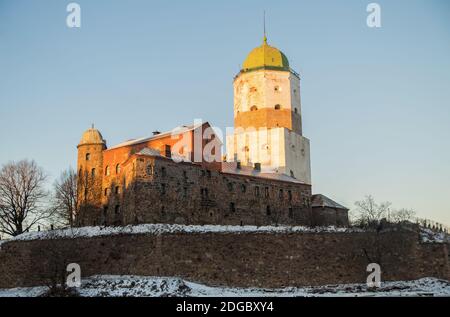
left=390, top=208, right=416, bottom=223
left=52, top=168, right=78, bottom=227
left=0, top=160, right=51, bottom=236
left=354, top=195, right=391, bottom=227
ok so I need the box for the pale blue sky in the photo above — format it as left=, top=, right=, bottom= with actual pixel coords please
left=0, top=0, right=449, bottom=224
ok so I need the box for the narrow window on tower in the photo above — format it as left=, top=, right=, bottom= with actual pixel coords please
left=161, top=167, right=167, bottom=177
left=86, top=153, right=90, bottom=161
left=105, top=166, right=110, bottom=176
left=116, top=164, right=120, bottom=174
left=274, top=104, right=281, bottom=110
left=91, top=168, right=95, bottom=177
left=115, top=186, right=120, bottom=194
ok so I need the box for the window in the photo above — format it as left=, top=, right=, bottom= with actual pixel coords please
left=104, top=188, right=109, bottom=196
left=254, top=186, right=260, bottom=197
left=207, top=170, right=211, bottom=178
left=279, top=189, right=284, bottom=199
left=183, top=171, right=187, bottom=179
left=105, top=166, right=110, bottom=176
left=201, top=188, right=208, bottom=199
left=250, top=105, right=258, bottom=111
left=161, top=183, right=166, bottom=195
left=91, top=168, right=96, bottom=177
left=161, top=167, right=167, bottom=177
left=230, top=202, right=236, bottom=213
left=241, top=184, right=246, bottom=193
left=274, top=104, right=281, bottom=110
left=289, top=208, right=293, bottom=218
left=85, top=153, right=90, bottom=161
left=294, top=108, right=298, bottom=114
left=115, top=205, right=120, bottom=214
left=265, top=187, right=270, bottom=198
left=227, top=182, right=233, bottom=192
left=146, top=164, right=153, bottom=175
left=164, top=145, right=171, bottom=158
left=266, top=205, right=271, bottom=216
left=115, top=186, right=120, bottom=194
left=288, top=190, right=292, bottom=201
left=116, top=164, right=121, bottom=174
left=183, top=187, right=188, bottom=198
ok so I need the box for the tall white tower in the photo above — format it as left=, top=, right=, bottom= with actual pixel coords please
left=226, top=36, right=311, bottom=184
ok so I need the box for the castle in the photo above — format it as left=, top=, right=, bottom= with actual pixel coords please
left=76, top=36, right=349, bottom=228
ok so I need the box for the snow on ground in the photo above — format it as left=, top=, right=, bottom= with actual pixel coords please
left=0, top=276, right=449, bottom=297
left=0, top=223, right=363, bottom=247
left=420, top=227, right=448, bottom=243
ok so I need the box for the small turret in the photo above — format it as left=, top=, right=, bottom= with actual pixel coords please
left=76, top=125, right=106, bottom=225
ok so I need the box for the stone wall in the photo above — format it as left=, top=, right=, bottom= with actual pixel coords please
left=0, top=227, right=448, bottom=289
left=84, top=155, right=314, bottom=227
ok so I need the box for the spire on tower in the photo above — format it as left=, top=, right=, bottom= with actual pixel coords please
left=263, top=10, right=267, bottom=44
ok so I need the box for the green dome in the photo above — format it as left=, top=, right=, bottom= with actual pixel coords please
left=242, top=37, right=290, bottom=72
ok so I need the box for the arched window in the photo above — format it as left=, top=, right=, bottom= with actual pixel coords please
left=115, top=186, right=120, bottom=194
left=146, top=164, right=153, bottom=175
left=105, top=166, right=110, bottom=176
left=104, top=188, right=109, bottom=196
left=115, top=164, right=120, bottom=174
left=250, top=105, right=258, bottom=111
left=91, top=168, right=96, bottom=177
left=294, top=108, right=298, bottom=114
left=85, top=153, right=90, bottom=161
left=115, top=205, right=120, bottom=214
left=274, top=104, right=281, bottom=110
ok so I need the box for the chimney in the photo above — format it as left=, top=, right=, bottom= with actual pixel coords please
left=152, top=131, right=161, bottom=136
left=254, top=163, right=261, bottom=171
left=236, top=161, right=241, bottom=169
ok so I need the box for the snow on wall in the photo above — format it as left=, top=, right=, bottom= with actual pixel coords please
left=0, top=223, right=362, bottom=247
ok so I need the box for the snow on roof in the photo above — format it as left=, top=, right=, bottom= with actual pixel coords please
left=221, top=162, right=306, bottom=184
left=108, top=122, right=204, bottom=150
left=136, top=147, right=161, bottom=157
left=0, top=223, right=362, bottom=247
left=311, top=194, right=348, bottom=210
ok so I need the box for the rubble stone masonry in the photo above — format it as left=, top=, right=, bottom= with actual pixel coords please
left=0, top=227, right=448, bottom=289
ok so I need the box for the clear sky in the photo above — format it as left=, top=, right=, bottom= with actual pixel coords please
left=0, top=0, right=449, bottom=224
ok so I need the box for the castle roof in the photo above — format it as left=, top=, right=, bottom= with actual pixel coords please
left=221, top=162, right=306, bottom=184
left=108, top=122, right=206, bottom=150
left=311, top=194, right=348, bottom=211
left=241, top=37, right=290, bottom=73
left=78, top=127, right=106, bottom=146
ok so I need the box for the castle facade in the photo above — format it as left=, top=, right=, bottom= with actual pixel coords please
left=76, top=36, right=349, bottom=228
